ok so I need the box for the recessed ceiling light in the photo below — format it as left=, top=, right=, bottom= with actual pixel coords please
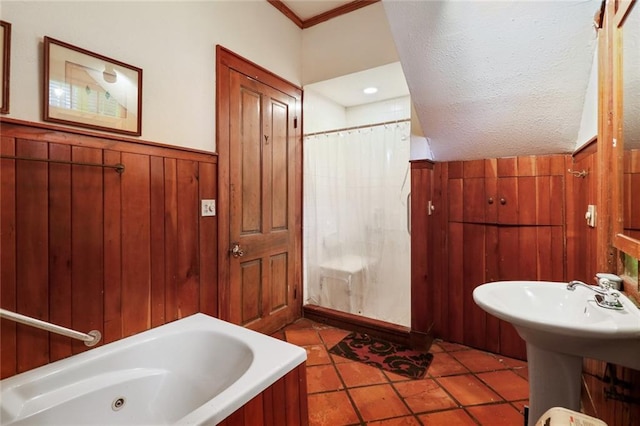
left=363, top=87, right=378, bottom=95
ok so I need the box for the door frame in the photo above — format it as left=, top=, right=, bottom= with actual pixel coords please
left=216, top=45, right=303, bottom=322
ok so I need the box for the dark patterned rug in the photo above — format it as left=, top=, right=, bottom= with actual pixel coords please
left=328, top=332, right=433, bottom=380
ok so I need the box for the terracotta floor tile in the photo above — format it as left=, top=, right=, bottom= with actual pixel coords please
left=437, top=374, right=502, bottom=406
left=348, top=384, right=410, bottom=421
left=513, top=365, right=529, bottom=381
left=270, top=330, right=286, bottom=341
left=285, top=328, right=323, bottom=346
left=497, top=354, right=528, bottom=369
left=336, top=361, right=389, bottom=387
left=451, top=349, right=507, bottom=373
left=437, top=341, right=470, bottom=352
left=308, top=390, right=360, bottom=426
left=366, top=416, right=422, bottom=425
left=307, top=364, right=344, bottom=393
left=319, top=328, right=352, bottom=348
left=284, top=318, right=319, bottom=331
left=428, top=342, right=445, bottom=353
left=511, top=399, right=529, bottom=415
left=394, top=378, right=458, bottom=414
left=331, top=353, right=354, bottom=364
left=383, top=369, right=412, bottom=382
left=467, top=402, right=524, bottom=425
left=306, top=344, right=332, bottom=366
left=417, top=409, right=477, bottom=425
left=477, top=370, right=529, bottom=401
left=427, top=352, right=469, bottom=377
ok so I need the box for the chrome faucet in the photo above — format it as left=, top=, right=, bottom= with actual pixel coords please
left=567, top=280, right=607, bottom=294
left=567, top=279, right=623, bottom=310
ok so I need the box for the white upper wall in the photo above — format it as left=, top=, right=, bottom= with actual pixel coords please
left=301, top=2, right=398, bottom=85
left=576, top=49, right=599, bottom=149
left=1, top=1, right=302, bottom=152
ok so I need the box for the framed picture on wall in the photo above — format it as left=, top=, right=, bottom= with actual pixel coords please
left=1, top=20, right=11, bottom=114
left=43, top=36, right=142, bottom=136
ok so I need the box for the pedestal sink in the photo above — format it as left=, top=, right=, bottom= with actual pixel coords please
left=473, top=281, right=640, bottom=425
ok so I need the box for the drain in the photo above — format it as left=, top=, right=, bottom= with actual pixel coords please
left=112, top=397, right=126, bottom=411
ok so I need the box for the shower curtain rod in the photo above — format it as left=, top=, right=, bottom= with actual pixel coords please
left=304, top=118, right=411, bottom=138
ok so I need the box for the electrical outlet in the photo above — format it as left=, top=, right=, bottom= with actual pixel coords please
left=201, top=199, right=216, bottom=217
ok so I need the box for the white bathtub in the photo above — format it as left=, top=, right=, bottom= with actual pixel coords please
left=0, top=313, right=306, bottom=425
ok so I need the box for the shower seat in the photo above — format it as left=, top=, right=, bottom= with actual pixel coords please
left=318, top=254, right=372, bottom=314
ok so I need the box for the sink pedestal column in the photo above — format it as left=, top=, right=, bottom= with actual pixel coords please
left=526, top=344, right=583, bottom=425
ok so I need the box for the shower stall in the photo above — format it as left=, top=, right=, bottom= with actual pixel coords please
left=303, top=120, right=411, bottom=327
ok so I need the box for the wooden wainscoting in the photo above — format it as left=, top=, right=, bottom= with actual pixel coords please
left=219, top=363, right=309, bottom=426
left=0, top=120, right=218, bottom=379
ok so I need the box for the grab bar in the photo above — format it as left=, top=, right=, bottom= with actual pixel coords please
left=0, top=308, right=101, bottom=347
left=406, top=192, right=411, bottom=235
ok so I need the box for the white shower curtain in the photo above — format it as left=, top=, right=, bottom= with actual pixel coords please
left=303, top=121, right=411, bottom=327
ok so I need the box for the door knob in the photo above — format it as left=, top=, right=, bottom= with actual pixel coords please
left=230, top=242, right=245, bottom=258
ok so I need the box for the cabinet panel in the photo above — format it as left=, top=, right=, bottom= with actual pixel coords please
left=462, top=224, right=487, bottom=349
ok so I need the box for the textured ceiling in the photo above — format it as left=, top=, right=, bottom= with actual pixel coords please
left=382, top=0, right=601, bottom=161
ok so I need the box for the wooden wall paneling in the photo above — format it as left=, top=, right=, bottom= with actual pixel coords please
left=517, top=156, right=536, bottom=176
left=217, top=364, right=308, bottom=426
left=430, top=162, right=448, bottom=338
left=448, top=178, right=463, bottom=222
left=71, top=146, right=105, bottom=353
left=410, top=161, right=433, bottom=334
left=517, top=176, right=537, bottom=224
left=536, top=176, right=552, bottom=225
left=120, top=152, right=151, bottom=337
left=164, top=158, right=179, bottom=322
left=550, top=226, right=566, bottom=281
left=243, top=392, right=265, bottom=425
left=0, top=121, right=220, bottom=378
left=497, top=225, right=526, bottom=359
left=48, top=143, right=72, bottom=361
left=567, top=149, right=598, bottom=283
left=103, top=150, right=123, bottom=343
left=448, top=161, right=463, bottom=178
left=497, top=157, right=518, bottom=177
left=199, top=161, right=218, bottom=317
left=447, top=222, right=464, bottom=343
left=269, top=376, right=287, bottom=426
left=483, top=225, right=500, bottom=353
left=462, top=223, right=487, bottom=349
left=518, top=227, right=538, bottom=280
left=176, top=159, right=200, bottom=318
left=535, top=226, right=553, bottom=281
left=150, top=156, right=166, bottom=327
left=0, top=136, right=17, bottom=379
left=16, top=139, right=50, bottom=372
left=463, top=178, right=485, bottom=223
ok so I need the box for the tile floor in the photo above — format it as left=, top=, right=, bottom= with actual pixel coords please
left=272, top=319, right=530, bottom=426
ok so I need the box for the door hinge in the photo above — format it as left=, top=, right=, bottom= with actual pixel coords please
left=294, top=117, right=298, bottom=129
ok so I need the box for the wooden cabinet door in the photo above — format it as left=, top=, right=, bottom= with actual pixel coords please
left=227, top=70, right=299, bottom=335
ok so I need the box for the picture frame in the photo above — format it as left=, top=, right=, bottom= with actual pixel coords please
left=43, top=36, right=142, bottom=136
left=1, top=20, right=11, bottom=114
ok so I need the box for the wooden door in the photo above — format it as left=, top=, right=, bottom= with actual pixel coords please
left=222, top=64, right=300, bottom=335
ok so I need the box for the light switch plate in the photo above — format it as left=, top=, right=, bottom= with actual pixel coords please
left=201, top=199, right=216, bottom=217
left=585, top=204, right=596, bottom=227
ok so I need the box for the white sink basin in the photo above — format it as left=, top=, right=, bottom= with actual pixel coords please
left=474, top=280, right=640, bottom=340
left=473, top=280, right=640, bottom=425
